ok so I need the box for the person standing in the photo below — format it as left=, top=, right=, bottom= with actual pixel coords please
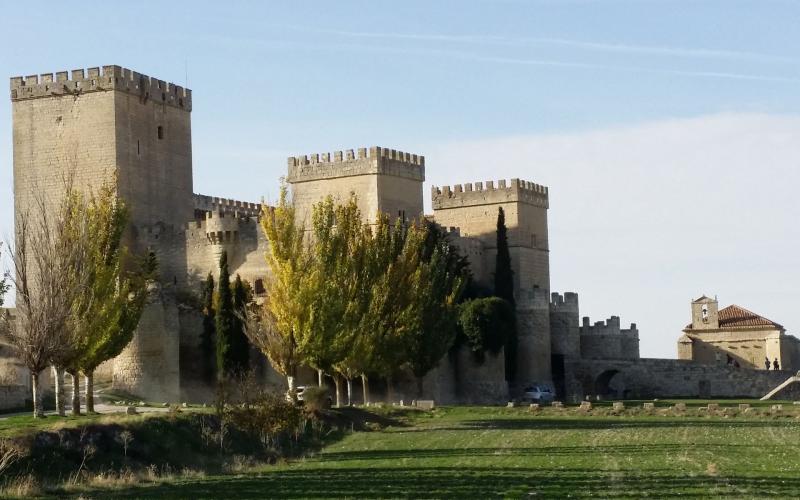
left=773, top=358, right=780, bottom=370
left=765, top=357, right=771, bottom=370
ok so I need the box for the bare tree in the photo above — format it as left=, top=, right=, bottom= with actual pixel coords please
left=0, top=189, right=88, bottom=418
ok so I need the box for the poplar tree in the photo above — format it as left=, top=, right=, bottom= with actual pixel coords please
left=494, top=206, right=517, bottom=381
left=406, top=222, right=468, bottom=395
left=250, top=185, right=309, bottom=398
left=215, top=250, right=235, bottom=380
left=69, top=183, right=148, bottom=413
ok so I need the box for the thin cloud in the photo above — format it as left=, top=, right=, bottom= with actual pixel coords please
left=188, top=33, right=800, bottom=85
left=284, top=26, right=798, bottom=64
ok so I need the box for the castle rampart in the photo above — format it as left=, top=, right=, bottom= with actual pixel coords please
left=431, top=178, right=549, bottom=210
left=193, top=194, right=262, bottom=218
left=580, top=316, right=640, bottom=361
left=286, top=146, right=425, bottom=183
left=10, top=65, right=191, bottom=110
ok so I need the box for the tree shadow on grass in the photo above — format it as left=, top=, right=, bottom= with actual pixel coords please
left=98, top=467, right=800, bottom=499
left=391, top=418, right=800, bottom=433
left=314, top=443, right=756, bottom=462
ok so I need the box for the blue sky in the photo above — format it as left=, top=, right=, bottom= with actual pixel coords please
left=2, top=1, right=799, bottom=358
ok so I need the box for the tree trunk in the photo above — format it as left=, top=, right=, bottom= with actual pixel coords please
left=333, top=375, right=342, bottom=407
left=346, top=378, right=353, bottom=406
left=317, top=368, right=324, bottom=387
left=32, top=371, right=44, bottom=418
left=416, top=376, right=424, bottom=398
left=387, top=374, right=394, bottom=404
left=53, top=366, right=66, bottom=416
left=287, top=375, right=296, bottom=402
left=361, top=374, right=370, bottom=406
left=85, top=372, right=95, bottom=414
left=70, top=371, right=81, bottom=416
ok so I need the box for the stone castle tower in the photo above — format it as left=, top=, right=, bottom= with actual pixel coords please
left=431, top=180, right=552, bottom=385
left=10, top=63, right=642, bottom=404
left=287, top=147, right=426, bottom=225
left=10, top=66, right=193, bottom=401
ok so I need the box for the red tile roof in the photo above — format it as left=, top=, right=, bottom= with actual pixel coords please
left=685, top=304, right=783, bottom=330
left=718, top=305, right=783, bottom=329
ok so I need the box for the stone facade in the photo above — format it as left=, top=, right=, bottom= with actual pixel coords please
left=579, top=316, right=639, bottom=361
left=677, top=296, right=800, bottom=371
left=8, top=63, right=795, bottom=406
left=566, top=358, right=793, bottom=401
left=432, top=180, right=552, bottom=386
left=0, top=385, right=28, bottom=411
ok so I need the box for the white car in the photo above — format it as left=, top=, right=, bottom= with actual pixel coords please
left=523, top=385, right=555, bottom=403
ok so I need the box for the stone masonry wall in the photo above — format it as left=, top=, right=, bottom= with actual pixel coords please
left=112, top=283, right=180, bottom=402
left=287, top=146, right=425, bottom=227
left=550, top=292, right=580, bottom=359
left=432, top=180, right=552, bottom=388
left=0, top=385, right=28, bottom=411
left=567, top=358, right=794, bottom=400
left=579, top=316, right=639, bottom=361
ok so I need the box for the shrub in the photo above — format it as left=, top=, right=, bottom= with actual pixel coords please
left=221, top=378, right=304, bottom=449
left=458, top=297, right=516, bottom=361
left=301, top=386, right=331, bottom=413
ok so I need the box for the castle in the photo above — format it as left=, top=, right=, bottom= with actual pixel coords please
left=3, top=65, right=795, bottom=405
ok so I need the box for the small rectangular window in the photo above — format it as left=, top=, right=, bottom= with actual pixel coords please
left=157, top=126, right=164, bottom=140
left=137, top=140, right=140, bottom=155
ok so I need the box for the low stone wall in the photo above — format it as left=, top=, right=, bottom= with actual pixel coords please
left=567, top=358, right=793, bottom=400
left=0, top=385, right=29, bottom=411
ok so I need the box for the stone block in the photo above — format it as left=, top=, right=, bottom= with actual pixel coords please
left=579, top=401, right=593, bottom=411
left=771, top=404, right=783, bottom=412
left=552, top=401, right=564, bottom=408
left=529, top=403, right=540, bottom=412
left=643, top=402, right=655, bottom=410
left=612, top=402, right=625, bottom=411
left=507, top=401, right=516, bottom=408
left=674, top=403, right=687, bottom=411
left=707, top=403, right=719, bottom=410
left=126, top=406, right=138, bottom=415
left=416, top=400, right=435, bottom=410
left=738, top=404, right=750, bottom=410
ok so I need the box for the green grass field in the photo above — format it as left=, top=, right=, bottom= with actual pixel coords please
left=82, top=402, right=800, bottom=499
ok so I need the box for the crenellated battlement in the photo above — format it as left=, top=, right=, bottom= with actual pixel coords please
left=286, top=146, right=425, bottom=183
left=10, top=65, right=192, bottom=110
left=550, top=292, right=579, bottom=312
left=193, top=194, right=263, bottom=218
left=431, top=178, right=549, bottom=210
left=581, top=316, right=638, bottom=336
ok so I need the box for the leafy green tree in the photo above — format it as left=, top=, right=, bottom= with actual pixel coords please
left=405, top=222, right=469, bottom=395
left=215, top=250, right=236, bottom=380
left=358, top=216, right=428, bottom=400
left=200, top=272, right=216, bottom=382
left=494, top=207, right=517, bottom=381
left=299, top=195, right=370, bottom=405
left=458, top=297, right=516, bottom=361
left=252, top=184, right=310, bottom=398
left=69, top=183, right=149, bottom=413
left=229, top=274, right=252, bottom=375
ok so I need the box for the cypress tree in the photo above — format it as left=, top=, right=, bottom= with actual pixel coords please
left=230, top=274, right=251, bottom=375
left=200, top=272, right=216, bottom=382
left=215, top=251, right=235, bottom=380
left=494, top=207, right=515, bottom=306
left=494, top=207, right=517, bottom=382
